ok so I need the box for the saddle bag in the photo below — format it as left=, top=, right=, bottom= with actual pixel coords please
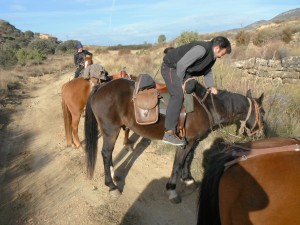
left=133, top=88, right=159, bottom=125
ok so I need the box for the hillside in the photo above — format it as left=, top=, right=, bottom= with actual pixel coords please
left=271, top=7, right=300, bottom=21
left=224, top=8, right=300, bottom=32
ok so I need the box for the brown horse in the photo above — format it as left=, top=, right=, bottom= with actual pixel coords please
left=61, top=59, right=132, bottom=149
left=84, top=78, right=265, bottom=203
left=197, top=137, right=300, bottom=225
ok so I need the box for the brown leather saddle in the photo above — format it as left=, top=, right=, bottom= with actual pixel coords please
left=132, top=75, right=187, bottom=137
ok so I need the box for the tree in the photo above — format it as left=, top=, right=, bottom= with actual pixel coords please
left=175, top=31, right=200, bottom=46
left=157, top=34, right=166, bottom=44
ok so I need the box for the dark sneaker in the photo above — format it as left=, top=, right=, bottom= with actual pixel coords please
left=163, top=132, right=186, bottom=146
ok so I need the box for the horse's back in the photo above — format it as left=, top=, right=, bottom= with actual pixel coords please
left=62, top=78, right=90, bottom=105
left=219, top=138, right=300, bottom=225
left=90, top=78, right=134, bottom=119
left=90, top=78, right=166, bottom=139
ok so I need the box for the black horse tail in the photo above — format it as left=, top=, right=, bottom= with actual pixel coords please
left=84, top=93, right=99, bottom=179
left=197, top=147, right=235, bottom=225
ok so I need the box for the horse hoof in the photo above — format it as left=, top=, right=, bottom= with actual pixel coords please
left=169, top=195, right=182, bottom=204
left=72, top=144, right=82, bottom=149
left=126, top=145, right=134, bottom=152
left=182, top=178, right=195, bottom=186
left=109, top=189, right=121, bottom=198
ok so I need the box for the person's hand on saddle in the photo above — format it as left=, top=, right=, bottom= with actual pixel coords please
left=208, top=87, right=218, bottom=95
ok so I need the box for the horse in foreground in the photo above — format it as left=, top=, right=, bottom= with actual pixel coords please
left=84, top=78, right=265, bottom=203
left=61, top=66, right=132, bottom=149
left=197, top=137, right=300, bottom=225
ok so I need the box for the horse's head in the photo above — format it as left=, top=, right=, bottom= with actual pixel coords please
left=84, top=55, right=93, bottom=68
left=239, top=92, right=265, bottom=138
left=120, top=70, right=131, bottom=79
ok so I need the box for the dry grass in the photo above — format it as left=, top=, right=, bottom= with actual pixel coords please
left=0, top=54, right=74, bottom=90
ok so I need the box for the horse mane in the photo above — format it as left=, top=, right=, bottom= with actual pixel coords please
left=198, top=139, right=237, bottom=225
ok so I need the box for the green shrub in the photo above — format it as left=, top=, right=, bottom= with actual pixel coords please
left=28, top=39, right=57, bottom=55
left=55, top=40, right=81, bottom=54
left=175, top=31, right=201, bottom=46
left=0, top=43, right=18, bottom=69
left=16, top=48, right=46, bottom=65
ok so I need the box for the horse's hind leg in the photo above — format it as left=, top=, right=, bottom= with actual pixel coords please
left=101, top=128, right=122, bottom=197
left=71, top=113, right=82, bottom=149
left=122, top=126, right=133, bottom=151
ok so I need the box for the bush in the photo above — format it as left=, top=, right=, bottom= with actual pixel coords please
left=28, top=39, right=57, bottom=55
left=0, top=43, right=18, bottom=69
left=16, top=48, right=46, bottom=65
left=118, top=48, right=131, bottom=55
left=235, top=30, right=250, bottom=46
left=55, top=40, right=81, bottom=54
left=281, top=28, right=292, bottom=43
left=175, top=31, right=201, bottom=46
left=253, top=29, right=277, bottom=46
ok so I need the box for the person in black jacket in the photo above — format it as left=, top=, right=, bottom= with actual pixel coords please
left=73, top=43, right=93, bottom=78
left=161, top=36, right=231, bottom=146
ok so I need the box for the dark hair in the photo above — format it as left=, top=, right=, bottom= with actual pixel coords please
left=211, top=36, right=231, bottom=54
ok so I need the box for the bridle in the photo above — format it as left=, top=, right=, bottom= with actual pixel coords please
left=238, top=98, right=264, bottom=136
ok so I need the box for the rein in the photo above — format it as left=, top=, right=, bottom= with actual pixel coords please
left=223, top=142, right=300, bottom=171
left=182, top=78, right=214, bottom=131
left=238, top=98, right=264, bottom=136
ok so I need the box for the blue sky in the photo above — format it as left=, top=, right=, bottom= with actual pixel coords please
left=1, top=0, right=299, bottom=46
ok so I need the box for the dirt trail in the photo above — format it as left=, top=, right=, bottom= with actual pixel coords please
left=0, top=70, right=201, bottom=225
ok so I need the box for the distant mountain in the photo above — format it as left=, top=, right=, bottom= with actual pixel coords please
left=271, top=8, right=300, bottom=21
left=227, top=8, right=300, bottom=32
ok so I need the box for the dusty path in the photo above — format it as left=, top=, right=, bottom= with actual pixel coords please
left=0, top=70, right=203, bottom=225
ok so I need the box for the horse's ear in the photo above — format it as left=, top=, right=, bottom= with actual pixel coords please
left=246, top=89, right=252, bottom=98
left=257, top=93, right=264, bottom=103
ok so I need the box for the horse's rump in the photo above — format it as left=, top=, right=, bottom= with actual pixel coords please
left=197, top=137, right=300, bottom=225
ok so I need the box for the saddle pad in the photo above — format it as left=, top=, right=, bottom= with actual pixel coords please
left=159, top=93, right=194, bottom=114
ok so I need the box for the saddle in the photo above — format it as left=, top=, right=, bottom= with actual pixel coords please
left=132, top=74, right=191, bottom=137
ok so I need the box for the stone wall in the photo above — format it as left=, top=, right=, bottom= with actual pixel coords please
left=233, top=56, right=300, bottom=85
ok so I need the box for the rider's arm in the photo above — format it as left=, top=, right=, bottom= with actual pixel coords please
left=74, top=53, right=78, bottom=66
left=176, top=45, right=206, bottom=82
left=204, top=69, right=214, bottom=88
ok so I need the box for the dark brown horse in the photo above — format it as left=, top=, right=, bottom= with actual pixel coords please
left=84, top=78, right=265, bottom=203
left=197, top=137, right=300, bottom=225
left=61, top=60, right=132, bottom=149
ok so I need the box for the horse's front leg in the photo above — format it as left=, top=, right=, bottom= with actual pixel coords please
left=166, top=144, right=193, bottom=204
left=181, top=138, right=200, bottom=186
left=181, top=150, right=196, bottom=185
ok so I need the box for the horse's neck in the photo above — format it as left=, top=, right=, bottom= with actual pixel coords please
left=206, top=91, right=248, bottom=124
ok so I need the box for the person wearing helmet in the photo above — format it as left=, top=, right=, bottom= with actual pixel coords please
left=73, top=43, right=93, bottom=79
